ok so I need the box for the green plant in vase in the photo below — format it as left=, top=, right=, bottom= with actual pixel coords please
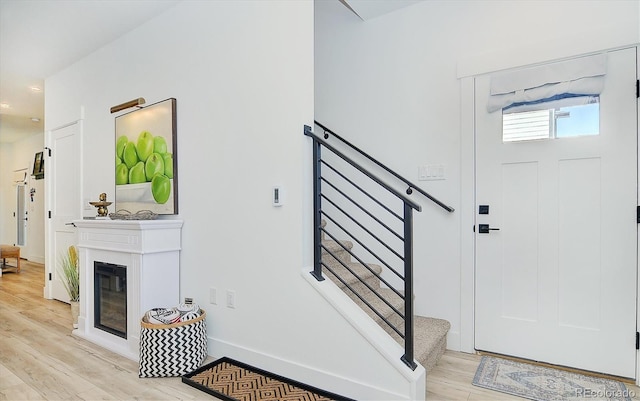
left=59, top=245, right=80, bottom=328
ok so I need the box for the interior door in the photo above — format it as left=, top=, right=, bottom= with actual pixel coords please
left=46, top=122, right=82, bottom=303
left=475, top=48, right=637, bottom=378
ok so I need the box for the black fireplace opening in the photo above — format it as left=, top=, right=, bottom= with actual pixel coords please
left=94, top=261, right=127, bottom=339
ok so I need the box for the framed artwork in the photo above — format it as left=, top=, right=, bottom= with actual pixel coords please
left=32, top=151, right=44, bottom=179
left=114, top=98, right=177, bottom=215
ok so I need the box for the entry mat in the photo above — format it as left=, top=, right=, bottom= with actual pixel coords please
left=472, top=355, right=633, bottom=401
left=182, top=357, right=355, bottom=401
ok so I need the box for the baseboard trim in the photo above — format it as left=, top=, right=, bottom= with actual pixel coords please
left=208, top=337, right=411, bottom=400
left=446, top=330, right=460, bottom=352
left=27, top=256, right=45, bottom=264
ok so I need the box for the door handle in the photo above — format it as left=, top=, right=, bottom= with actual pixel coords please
left=478, top=224, right=500, bottom=234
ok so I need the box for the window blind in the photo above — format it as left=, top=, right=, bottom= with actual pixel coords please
left=487, top=54, right=606, bottom=113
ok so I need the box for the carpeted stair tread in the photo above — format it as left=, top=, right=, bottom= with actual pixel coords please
left=319, top=230, right=450, bottom=373
left=411, top=316, right=450, bottom=371
left=350, top=287, right=404, bottom=323
left=321, top=240, right=353, bottom=264
left=321, top=239, right=352, bottom=252
left=379, top=316, right=449, bottom=370
left=326, top=269, right=449, bottom=371
left=323, top=261, right=383, bottom=289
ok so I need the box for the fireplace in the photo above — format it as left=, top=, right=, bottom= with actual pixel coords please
left=74, top=219, right=183, bottom=361
left=94, top=261, right=127, bottom=338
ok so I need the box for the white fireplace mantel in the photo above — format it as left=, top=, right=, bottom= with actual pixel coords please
left=74, top=219, right=183, bottom=361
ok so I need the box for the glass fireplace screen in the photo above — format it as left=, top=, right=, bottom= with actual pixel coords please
left=94, top=261, right=127, bottom=338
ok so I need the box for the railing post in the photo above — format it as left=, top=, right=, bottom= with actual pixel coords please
left=401, top=203, right=417, bottom=370
left=309, top=128, right=325, bottom=282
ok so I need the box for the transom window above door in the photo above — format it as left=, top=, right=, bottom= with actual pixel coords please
left=487, top=53, right=606, bottom=143
left=502, top=96, right=600, bottom=142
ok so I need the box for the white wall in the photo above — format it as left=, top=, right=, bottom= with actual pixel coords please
left=0, top=134, right=45, bottom=262
left=315, top=0, right=640, bottom=352
left=0, top=144, right=14, bottom=245
left=45, top=1, right=422, bottom=399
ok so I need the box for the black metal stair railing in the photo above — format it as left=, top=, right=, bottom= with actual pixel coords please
left=304, top=123, right=454, bottom=371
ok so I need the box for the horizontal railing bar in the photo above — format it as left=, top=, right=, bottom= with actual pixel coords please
left=322, top=195, right=404, bottom=262
left=304, top=126, right=422, bottom=212
left=321, top=223, right=405, bottom=298
left=321, top=175, right=404, bottom=242
left=321, top=159, right=404, bottom=222
left=321, top=212, right=404, bottom=282
left=314, top=121, right=455, bottom=213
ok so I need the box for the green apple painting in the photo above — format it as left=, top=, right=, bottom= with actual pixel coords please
left=114, top=98, right=177, bottom=215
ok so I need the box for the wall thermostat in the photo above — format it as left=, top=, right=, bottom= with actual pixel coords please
left=273, top=186, right=283, bottom=206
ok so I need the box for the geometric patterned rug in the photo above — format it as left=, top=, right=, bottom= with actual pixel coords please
left=182, top=357, right=354, bottom=401
left=472, top=356, right=633, bottom=401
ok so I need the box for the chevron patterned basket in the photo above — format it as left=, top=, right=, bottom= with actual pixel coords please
left=138, top=310, right=207, bottom=378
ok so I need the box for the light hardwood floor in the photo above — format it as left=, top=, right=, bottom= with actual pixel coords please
left=1, top=260, right=638, bottom=401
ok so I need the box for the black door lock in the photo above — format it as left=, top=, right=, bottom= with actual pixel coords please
left=478, top=224, right=500, bottom=234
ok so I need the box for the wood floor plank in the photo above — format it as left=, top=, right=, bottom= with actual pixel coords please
left=0, top=261, right=224, bottom=401
left=2, top=260, right=639, bottom=401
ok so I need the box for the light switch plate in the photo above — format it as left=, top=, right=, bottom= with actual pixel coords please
left=418, top=164, right=446, bottom=181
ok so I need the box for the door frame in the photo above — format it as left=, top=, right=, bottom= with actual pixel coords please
left=44, top=120, right=83, bottom=300
left=459, top=46, right=639, bottom=383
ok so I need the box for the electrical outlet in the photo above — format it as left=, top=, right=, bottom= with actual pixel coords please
left=209, top=288, right=217, bottom=305
left=226, top=290, right=236, bottom=309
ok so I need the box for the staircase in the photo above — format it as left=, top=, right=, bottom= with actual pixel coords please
left=305, top=122, right=454, bottom=373
left=321, top=225, right=450, bottom=371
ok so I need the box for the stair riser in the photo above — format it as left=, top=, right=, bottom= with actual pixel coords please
left=419, top=336, right=447, bottom=372
left=321, top=255, right=352, bottom=271
left=348, top=291, right=404, bottom=325
left=321, top=247, right=352, bottom=264
left=328, top=274, right=383, bottom=302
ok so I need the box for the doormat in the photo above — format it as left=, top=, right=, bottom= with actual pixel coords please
left=182, top=357, right=355, bottom=401
left=472, top=355, right=633, bottom=401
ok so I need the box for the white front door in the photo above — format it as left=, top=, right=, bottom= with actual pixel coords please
left=475, top=48, right=637, bottom=378
left=46, top=122, right=82, bottom=303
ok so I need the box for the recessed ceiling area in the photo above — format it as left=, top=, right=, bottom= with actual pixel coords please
left=341, top=0, right=423, bottom=20
left=0, top=0, right=422, bottom=144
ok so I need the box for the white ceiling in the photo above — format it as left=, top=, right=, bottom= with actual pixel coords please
left=0, top=0, right=419, bottom=144
left=0, top=0, right=180, bottom=144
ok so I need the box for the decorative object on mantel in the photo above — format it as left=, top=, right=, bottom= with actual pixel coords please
left=114, top=98, right=178, bottom=216
left=59, top=245, right=80, bottom=328
left=89, top=193, right=112, bottom=217
left=109, top=209, right=158, bottom=220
